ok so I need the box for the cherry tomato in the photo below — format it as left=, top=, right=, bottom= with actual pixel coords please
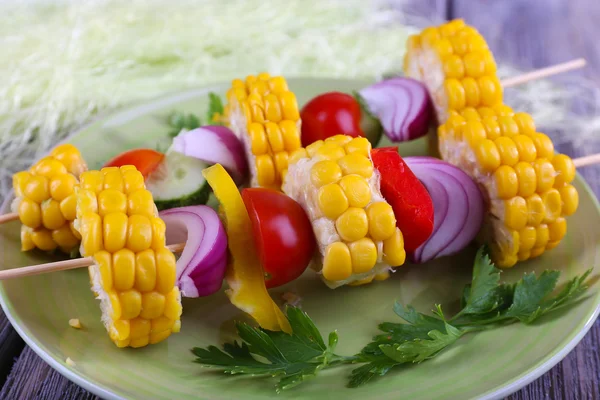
left=103, top=149, right=164, bottom=179
left=300, top=92, right=364, bottom=146
left=242, top=188, right=316, bottom=288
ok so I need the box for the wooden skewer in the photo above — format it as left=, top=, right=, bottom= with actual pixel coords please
left=500, top=58, right=586, bottom=88
left=0, top=213, right=18, bottom=224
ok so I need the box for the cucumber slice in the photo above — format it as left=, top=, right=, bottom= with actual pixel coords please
left=145, top=149, right=211, bottom=211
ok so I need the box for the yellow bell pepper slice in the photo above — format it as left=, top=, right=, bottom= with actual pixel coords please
left=202, top=164, right=291, bottom=333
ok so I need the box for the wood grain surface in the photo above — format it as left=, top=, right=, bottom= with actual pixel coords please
left=1, top=0, right=599, bottom=399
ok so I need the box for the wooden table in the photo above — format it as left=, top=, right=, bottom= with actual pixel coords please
left=1, top=0, right=600, bottom=398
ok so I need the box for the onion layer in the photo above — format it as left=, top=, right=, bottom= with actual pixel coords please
left=159, top=205, right=228, bottom=297
left=405, top=157, right=484, bottom=263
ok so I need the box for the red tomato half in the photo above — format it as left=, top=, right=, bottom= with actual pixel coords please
left=300, top=92, right=364, bottom=147
left=103, top=149, right=164, bottom=178
left=242, top=188, right=316, bottom=288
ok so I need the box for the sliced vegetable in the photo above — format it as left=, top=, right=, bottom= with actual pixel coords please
left=202, top=164, right=291, bottom=332
left=171, top=126, right=247, bottom=185
left=371, top=147, right=434, bottom=252
left=359, top=77, right=433, bottom=142
left=160, top=206, right=227, bottom=298
left=103, top=149, right=164, bottom=178
left=404, top=156, right=484, bottom=263
left=242, top=188, right=316, bottom=288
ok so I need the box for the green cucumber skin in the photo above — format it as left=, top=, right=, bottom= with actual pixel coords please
left=153, top=182, right=212, bottom=211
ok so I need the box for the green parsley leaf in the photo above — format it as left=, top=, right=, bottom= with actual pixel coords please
left=348, top=358, right=399, bottom=388
left=206, top=92, right=224, bottom=125
left=504, top=270, right=560, bottom=322
left=459, top=246, right=503, bottom=315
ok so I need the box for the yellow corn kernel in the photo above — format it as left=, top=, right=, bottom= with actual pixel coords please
left=519, top=226, right=537, bottom=251
left=383, top=227, right=406, bottom=267
left=497, top=116, right=519, bottom=137
left=127, top=215, right=152, bottom=253
left=306, top=140, right=324, bottom=157
left=532, top=159, right=556, bottom=192
left=461, top=107, right=481, bottom=121
left=110, top=319, right=130, bottom=342
left=18, top=198, right=42, bottom=228
left=530, top=246, right=546, bottom=258
left=128, top=190, right=155, bottom=218
left=420, top=27, right=440, bottom=45
left=24, top=175, right=50, bottom=204
left=463, top=120, right=487, bottom=145
left=336, top=207, right=369, bottom=242
left=52, top=144, right=87, bottom=176
left=21, top=226, right=35, bottom=251
left=140, top=292, right=166, bottom=320
left=348, top=275, right=375, bottom=287
left=325, top=135, right=353, bottom=147
left=338, top=174, right=371, bottom=208
left=517, top=249, right=531, bottom=261
left=32, top=158, right=68, bottom=179
left=494, top=137, right=519, bottom=166
left=49, top=174, right=77, bottom=202
left=150, top=217, right=166, bottom=251
left=172, top=320, right=182, bottom=333
left=69, top=319, right=82, bottom=329
left=535, top=224, right=550, bottom=248
left=70, top=221, right=81, bottom=240
left=322, top=242, right=352, bottom=281
left=113, top=249, right=136, bottom=290
left=80, top=170, right=104, bottom=194
left=268, top=77, right=288, bottom=94
left=481, top=117, right=501, bottom=140
left=119, top=165, right=136, bottom=173
left=482, top=52, right=497, bottom=74
left=155, top=247, right=177, bottom=294
left=280, top=92, right=299, bottom=120
left=164, top=287, right=182, bottom=321
left=552, top=154, right=576, bottom=186
left=95, top=251, right=113, bottom=291
left=232, top=78, right=245, bottom=89
left=493, top=104, right=514, bottom=117
left=274, top=152, right=289, bottom=178
left=513, top=135, right=537, bottom=162
left=463, top=51, right=486, bottom=78
left=443, top=55, right=465, bottom=79
left=310, top=160, right=342, bottom=188
left=344, top=137, right=372, bottom=158
left=108, top=291, right=122, bottom=320
left=445, top=79, right=466, bottom=110
left=13, top=171, right=32, bottom=197
left=247, top=92, right=263, bottom=109
left=446, top=113, right=466, bottom=139
left=98, top=189, right=127, bottom=217
left=288, top=148, right=308, bottom=165
left=256, top=155, right=276, bottom=187
left=119, top=290, right=142, bottom=320
left=122, top=170, right=145, bottom=195
left=240, top=101, right=252, bottom=122
left=504, top=197, right=528, bottom=230
left=338, top=154, right=373, bottom=178
left=449, top=34, right=469, bottom=55
left=478, top=107, right=496, bottom=119
left=59, top=193, right=77, bottom=221
left=135, top=249, right=157, bottom=292
left=348, top=238, right=378, bottom=274
left=477, top=76, right=502, bottom=106
left=546, top=241, right=560, bottom=250
left=558, top=184, right=579, bottom=216
left=462, top=77, right=480, bottom=107
left=264, top=94, right=282, bottom=122
left=76, top=189, right=98, bottom=219
left=366, top=202, right=396, bottom=241
left=374, top=271, right=391, bottom=281
left=279, top=120, right=301, bottom=152
left=103, top=212, right=128, bottom=253
left=130, top=318, right=151, bottom=339
left=513, top=112, right=536, bottom=136
left=514, top=162, right=537, bottom=197
left=474, top=139, right=501, bottom=172
left=317, top=184, right=349, bottom=220
left=80, top=212, right=103, bottom=256
left=149, top=330, right=171, bottom=345
left=548, top=217, right=567, bottom=242
left=265, top=122, right=284, bottom=152
left=315, top=143, right=346, bottom=161
left=114, top=338, right=131, bottom=348
left=525, top=194, right=545, bottom=226
left=541, top=189, right=562, bottom=223
left=52, top=224, right=79, bottom=251
left=130, top=336, right=149, bottom=348
left=493, top=165, right=518, bottom=199
left=248, top=123, right=267, bottom=155
left=102, top=168, right=124, bottom=192
left=151, top=316, right=175, bottom=334
left=31, top=228, right=58, bottom=251
left=531, top=133, right=555, bottom=160
left=249, top=80, right=269, bottom=96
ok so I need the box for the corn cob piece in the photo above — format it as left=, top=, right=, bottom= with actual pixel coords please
left=283, top=135, right=406, bottom=288
left=403, top=19, right=502, bottom=124
left=11, top=144, right=87, bottom=254
left=224, top=73, right=302, bottom=189
left=438, top=107, right=578, bottom=268
left=74, top=166, right=182, bottom=348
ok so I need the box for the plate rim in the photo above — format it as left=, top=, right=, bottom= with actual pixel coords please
left=1, top=81, right=600, bottom=400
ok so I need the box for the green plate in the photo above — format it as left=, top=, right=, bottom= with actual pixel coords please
left=1, top=78, right=599, bottom=400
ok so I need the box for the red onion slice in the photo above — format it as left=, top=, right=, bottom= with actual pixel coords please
left=358, top=77, right=433, bottom=142
left=405, top=157, right=484, bottom=263
left=171, top=126, right=248, bottom=184
left=160, top=205, right=228, bottom=298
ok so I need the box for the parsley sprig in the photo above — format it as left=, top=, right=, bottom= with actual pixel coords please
left=167, top=92, right=224, bottom=137
left=192, top=246, right=593, bottom=391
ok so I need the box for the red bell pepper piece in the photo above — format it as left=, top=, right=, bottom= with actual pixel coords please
left=371, top=147, right=434, bottom=252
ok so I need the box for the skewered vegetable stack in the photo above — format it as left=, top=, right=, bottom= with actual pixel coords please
left=75, top=166, right=182, bottom=347
left=224, top=73, right=302, bottom=189
left=12, top=144, right=87, bottom=253
left=404, top=19, right=579, bottom=267
left=283, top=135, right=406, bottom=287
